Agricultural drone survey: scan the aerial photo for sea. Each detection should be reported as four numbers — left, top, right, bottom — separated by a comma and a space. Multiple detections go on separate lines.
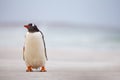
0, 23, 120, 52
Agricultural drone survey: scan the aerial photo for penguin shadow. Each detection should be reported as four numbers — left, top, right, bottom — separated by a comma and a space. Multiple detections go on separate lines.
26, 68, 47, 72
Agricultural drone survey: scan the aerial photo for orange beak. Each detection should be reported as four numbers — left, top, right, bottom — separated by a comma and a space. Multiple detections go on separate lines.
24, 25, 29, 28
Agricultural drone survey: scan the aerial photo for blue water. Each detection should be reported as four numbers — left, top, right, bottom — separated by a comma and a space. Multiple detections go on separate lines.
0, 25, 120, 51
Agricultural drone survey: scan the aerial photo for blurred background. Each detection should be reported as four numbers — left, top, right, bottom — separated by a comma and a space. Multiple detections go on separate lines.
0, 0, 120, 65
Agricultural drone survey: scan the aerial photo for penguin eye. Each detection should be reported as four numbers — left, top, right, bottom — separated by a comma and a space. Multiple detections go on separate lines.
30, 23, 35, 27
28, 23, 32, 26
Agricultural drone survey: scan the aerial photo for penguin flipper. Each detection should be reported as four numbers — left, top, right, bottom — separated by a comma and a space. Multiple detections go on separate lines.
23, 46, 25, 61
39, 31, 48, 61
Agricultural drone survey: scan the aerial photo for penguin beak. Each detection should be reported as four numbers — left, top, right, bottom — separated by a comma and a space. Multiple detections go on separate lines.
24, 25, 30, 29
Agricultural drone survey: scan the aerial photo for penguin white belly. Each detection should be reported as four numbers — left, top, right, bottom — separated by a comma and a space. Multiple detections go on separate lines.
24, 32, 46, 68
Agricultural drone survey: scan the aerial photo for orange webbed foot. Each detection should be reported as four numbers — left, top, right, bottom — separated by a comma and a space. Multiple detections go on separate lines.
40, 66, 47, 72
26, 66, 33, 72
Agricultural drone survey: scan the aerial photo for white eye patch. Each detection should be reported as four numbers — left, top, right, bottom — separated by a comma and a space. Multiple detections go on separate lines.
32, 24, 35, 26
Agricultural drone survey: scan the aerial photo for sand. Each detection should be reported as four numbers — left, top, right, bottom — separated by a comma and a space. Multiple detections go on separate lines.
0, 48, 120, 80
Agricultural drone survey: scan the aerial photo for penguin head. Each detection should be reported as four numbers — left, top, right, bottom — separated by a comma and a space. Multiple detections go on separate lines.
24, 23, 39, 33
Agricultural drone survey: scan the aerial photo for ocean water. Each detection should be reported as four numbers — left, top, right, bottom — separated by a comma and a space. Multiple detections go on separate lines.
0, 25, 120, 52
47, 26, 120, 50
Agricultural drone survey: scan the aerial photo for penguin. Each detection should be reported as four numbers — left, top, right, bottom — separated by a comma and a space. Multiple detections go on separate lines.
23, 23, 48, 72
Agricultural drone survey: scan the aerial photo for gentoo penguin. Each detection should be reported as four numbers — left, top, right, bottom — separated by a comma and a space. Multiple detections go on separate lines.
23, 23, 48, 72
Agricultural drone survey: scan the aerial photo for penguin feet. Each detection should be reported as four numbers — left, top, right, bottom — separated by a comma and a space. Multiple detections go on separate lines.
26, 66, 33, 72
40, 66, 47, 72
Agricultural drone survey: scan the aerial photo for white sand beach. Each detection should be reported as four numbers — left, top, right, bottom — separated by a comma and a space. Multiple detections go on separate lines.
0, 47, 120, 80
